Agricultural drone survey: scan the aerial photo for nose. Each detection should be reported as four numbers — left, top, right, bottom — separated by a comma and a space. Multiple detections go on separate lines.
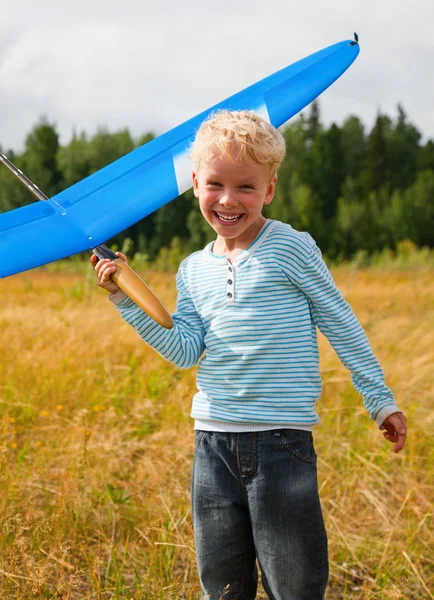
219, 188, 238, 208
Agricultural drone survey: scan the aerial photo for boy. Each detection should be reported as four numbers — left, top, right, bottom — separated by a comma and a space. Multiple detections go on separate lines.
91, 110, 407, 600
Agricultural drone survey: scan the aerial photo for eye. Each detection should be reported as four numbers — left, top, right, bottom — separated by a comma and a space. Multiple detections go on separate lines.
240, 184, 254, 190
207, 181, 223, 187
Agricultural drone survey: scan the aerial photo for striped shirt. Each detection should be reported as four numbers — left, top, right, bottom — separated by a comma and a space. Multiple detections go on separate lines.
110, 219, 399, 431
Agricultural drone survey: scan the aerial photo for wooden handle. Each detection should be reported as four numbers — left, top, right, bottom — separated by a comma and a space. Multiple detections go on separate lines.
111, 259, 174, 329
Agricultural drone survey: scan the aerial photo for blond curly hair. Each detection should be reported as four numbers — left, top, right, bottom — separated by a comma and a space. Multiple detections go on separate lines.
190, 110, 286, 179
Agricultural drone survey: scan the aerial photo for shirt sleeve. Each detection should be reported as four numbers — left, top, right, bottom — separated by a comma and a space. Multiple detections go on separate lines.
109, 265, 206, 369
294, 241, 400, 427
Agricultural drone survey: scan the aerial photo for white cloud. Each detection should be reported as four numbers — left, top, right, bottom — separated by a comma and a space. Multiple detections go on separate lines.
1, 0, 433, 151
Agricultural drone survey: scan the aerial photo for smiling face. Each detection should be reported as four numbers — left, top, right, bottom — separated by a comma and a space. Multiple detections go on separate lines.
192, 155, 277, 251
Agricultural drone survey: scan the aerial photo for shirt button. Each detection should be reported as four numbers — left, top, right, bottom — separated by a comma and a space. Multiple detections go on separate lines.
227, 292, 232, 298
227, 279, 233, 284
228, 267, 233, 272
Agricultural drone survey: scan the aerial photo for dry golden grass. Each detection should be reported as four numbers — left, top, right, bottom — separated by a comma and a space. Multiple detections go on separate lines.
0, 264, 433, 599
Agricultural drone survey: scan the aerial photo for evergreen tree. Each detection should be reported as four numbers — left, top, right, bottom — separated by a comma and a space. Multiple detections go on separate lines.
299, 123, 345, 223
0, 152, 34, 212
401, 170, 434, 247
419, 139, 434, 172
387, 104, 421, 190
57, 131, 92, 188
136, 132, 155, 148
341, 116, 366, 188
306, 100, 321, 143
24, 117, 63, 198
87, 128, 134, 174
363, 113, 391, 193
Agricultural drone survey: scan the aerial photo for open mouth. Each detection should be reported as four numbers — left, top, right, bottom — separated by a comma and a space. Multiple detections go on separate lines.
214, 212, 244, 225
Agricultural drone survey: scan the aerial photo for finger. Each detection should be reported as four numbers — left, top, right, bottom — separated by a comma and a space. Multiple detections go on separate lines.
100, 264, 117, 284
96, 260, 116, 283
90, 254, 98, 266
94, 259, 108, 278
380, 412, 407, 453
94, 257, 108, 269
384, 428, 406, 453
393, 430, 406, 453
116, 252, 127, 263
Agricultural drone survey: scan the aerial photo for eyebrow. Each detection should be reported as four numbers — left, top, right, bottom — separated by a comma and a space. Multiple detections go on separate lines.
205, 175, 259, 184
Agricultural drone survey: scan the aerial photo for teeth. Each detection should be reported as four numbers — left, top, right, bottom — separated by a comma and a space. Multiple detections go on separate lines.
216, 212, 242, 222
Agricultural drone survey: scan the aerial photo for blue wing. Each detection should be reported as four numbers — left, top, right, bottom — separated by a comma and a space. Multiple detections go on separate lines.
0, 39, 359, 277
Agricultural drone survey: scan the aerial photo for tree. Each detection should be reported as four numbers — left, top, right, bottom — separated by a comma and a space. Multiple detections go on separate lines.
136, 132, 155, 148
400, 170, 434, 247
419, 139, 434, 172
299, 123, 345, 222
86, 128, 134, 175
0, 152, 35, 212
382, 188, 407, 246
57, 131, 92, 188
387, 104, 421, 190
335, 184, 392, 257
24, 117, 64, 198
363, 113, 391, 194
306, 100, 321, 143
341, 116, 367, 187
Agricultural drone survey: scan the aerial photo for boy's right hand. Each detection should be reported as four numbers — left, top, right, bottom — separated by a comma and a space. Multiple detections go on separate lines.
90, 252, 128, 295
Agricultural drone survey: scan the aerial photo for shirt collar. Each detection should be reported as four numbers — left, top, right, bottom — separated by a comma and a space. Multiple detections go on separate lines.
203, 219, 276, 265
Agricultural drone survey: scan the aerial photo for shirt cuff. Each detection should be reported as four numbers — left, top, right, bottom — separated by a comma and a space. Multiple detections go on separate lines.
375, 405, 402, 428
108, 290, 128, 305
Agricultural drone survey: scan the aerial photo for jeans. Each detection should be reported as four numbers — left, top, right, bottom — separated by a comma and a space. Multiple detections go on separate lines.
191, 430, 328, 600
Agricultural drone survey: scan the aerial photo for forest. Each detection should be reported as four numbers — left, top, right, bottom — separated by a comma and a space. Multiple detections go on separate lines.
1, 101, 433, 262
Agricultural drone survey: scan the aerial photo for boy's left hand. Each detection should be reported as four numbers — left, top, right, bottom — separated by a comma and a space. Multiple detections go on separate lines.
380, 412, 407, 453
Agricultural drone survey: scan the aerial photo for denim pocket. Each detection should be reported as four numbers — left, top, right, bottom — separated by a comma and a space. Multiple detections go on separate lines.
274, 429, 317, 464
195, 430, 206, 451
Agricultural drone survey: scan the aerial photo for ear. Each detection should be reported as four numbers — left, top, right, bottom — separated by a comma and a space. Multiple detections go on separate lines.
264, 174, 277, 206
192, 170, 199, 198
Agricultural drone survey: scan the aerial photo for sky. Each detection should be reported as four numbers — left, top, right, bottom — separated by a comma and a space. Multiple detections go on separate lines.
1, 0, 433, 152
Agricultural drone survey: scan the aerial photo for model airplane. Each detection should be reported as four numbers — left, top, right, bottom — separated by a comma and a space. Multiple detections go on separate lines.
0, 35, 359, 327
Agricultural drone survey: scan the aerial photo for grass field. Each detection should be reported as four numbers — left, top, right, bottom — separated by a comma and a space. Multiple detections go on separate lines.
0, 263, 433, 599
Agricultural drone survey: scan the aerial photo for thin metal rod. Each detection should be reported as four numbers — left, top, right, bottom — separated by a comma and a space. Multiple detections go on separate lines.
0, 152, 48, 201
0, 151, 109, 256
